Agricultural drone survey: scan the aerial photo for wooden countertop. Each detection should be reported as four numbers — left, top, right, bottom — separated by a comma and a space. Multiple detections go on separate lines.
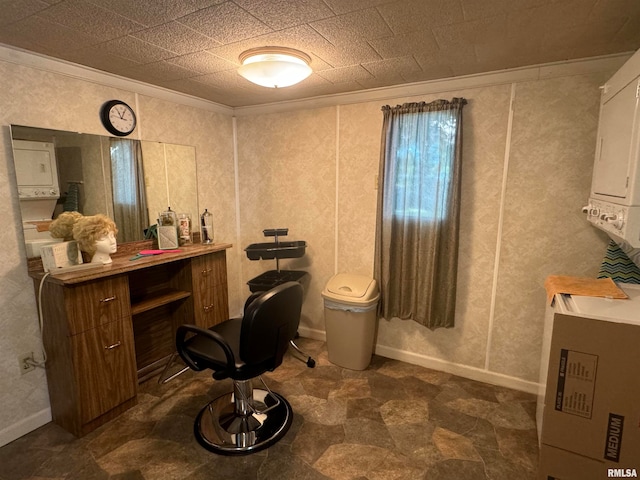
30, 242, 232, 285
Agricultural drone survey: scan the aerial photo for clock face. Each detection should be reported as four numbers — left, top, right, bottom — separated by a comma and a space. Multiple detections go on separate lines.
101, 100, 136, 136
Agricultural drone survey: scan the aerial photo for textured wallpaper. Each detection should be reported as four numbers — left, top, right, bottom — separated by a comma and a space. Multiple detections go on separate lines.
236, 107, 337, 329
489, 73, 611, 381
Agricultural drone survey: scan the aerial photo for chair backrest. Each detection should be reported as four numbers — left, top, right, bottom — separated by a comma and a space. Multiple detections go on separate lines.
240, 281, 303, 368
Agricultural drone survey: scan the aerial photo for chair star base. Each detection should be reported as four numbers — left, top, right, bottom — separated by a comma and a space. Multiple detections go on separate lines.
176, 282, 303, 456
194, 387, 293, 456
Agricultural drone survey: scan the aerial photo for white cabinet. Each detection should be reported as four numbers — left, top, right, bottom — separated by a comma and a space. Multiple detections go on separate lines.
591, 50, 640, 207
585, 49, 640, 247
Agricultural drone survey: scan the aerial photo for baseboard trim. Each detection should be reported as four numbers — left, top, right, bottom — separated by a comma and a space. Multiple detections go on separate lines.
0, 408, 51, 447
296, 326, 539, 394
374, 344, 539, 394
297, 325, 326, 341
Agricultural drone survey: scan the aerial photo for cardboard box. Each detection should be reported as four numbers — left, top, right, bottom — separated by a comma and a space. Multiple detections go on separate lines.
40, 241, 83, 272
539, 444, 640, 480
541, 313, 640, 465
539, 444, 606, 480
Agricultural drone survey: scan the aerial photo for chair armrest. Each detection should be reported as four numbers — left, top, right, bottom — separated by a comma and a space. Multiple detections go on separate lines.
176, 324, 235, 372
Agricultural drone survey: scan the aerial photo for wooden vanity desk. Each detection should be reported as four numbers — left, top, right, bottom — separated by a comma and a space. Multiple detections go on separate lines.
30, 242, 232, 437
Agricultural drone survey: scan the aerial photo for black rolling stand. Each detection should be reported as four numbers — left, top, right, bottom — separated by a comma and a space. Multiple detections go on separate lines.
245, 229, 315, 368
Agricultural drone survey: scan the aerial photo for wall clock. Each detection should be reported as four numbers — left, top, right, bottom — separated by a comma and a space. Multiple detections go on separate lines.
100, 100, 137, 136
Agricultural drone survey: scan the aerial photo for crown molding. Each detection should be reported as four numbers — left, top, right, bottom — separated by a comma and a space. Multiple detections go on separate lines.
234, 53, 632, 117
0, 43, 631, 119
0, 44, 234, 116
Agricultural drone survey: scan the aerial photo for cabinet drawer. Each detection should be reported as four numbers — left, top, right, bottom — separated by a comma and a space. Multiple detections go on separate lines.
192, 252, 227, 288
191, 252, 228, 328
197, 294, 229, 329
71, 318, 137, 424
69, 276, 130, 334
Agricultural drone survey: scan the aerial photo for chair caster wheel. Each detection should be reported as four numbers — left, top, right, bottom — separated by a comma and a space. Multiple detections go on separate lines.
306, 358, 316, 368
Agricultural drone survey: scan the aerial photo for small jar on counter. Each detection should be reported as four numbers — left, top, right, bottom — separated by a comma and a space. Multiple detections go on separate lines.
178, 213, 192, 245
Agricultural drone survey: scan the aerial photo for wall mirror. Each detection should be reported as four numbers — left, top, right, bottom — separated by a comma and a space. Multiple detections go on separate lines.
10, 125, 198, 257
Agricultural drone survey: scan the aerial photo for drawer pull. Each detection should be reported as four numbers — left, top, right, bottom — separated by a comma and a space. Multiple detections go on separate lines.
201, 269, 213, 276
100, 296, 117, 303
104, 341, 122, 350
203, 304, 214, 312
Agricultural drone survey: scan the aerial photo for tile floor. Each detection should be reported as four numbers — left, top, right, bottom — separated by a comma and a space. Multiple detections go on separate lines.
0, 339, 539, 480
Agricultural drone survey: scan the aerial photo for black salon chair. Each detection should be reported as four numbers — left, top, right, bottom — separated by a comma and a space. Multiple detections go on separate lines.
244, 289, 315, 368
176, 281, 303, 455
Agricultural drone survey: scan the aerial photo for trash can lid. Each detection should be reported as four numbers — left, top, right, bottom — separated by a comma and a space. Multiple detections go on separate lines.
322, 273, 379, 304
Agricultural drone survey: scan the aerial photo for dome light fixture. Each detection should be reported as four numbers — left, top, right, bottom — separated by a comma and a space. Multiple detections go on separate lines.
238, 47, 312, 88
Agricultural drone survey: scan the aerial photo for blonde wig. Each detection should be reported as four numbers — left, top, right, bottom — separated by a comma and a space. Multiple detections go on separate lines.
72, 214, 118, 256
49, 211, 84, 241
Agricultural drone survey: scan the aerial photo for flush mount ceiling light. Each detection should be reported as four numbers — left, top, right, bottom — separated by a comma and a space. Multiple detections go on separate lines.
238, 47, 312, 88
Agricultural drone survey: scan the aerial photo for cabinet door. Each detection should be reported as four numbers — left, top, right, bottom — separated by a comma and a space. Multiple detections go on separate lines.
191, 252, 229, 328
69, 276, 130, 334
72, 318, 137, 424
592, 80, 638, 199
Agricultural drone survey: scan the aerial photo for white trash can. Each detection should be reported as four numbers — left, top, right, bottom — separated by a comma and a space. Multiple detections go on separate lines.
322, 273, 380, 370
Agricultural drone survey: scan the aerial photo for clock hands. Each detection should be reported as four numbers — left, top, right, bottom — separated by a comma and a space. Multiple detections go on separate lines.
110, 107, 131, 122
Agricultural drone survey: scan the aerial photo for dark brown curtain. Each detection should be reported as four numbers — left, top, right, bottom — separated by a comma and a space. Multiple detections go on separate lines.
374, 98, 466, 329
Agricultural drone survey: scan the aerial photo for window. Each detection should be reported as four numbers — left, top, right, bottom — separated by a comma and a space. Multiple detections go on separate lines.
374, 99, 466, 329
391, 110, 459, 221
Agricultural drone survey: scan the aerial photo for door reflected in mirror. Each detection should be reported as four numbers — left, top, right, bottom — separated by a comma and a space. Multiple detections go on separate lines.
10, 125, 198, 257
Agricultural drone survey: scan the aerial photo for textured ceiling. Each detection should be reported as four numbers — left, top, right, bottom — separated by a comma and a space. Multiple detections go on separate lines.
1, 0, 640, 107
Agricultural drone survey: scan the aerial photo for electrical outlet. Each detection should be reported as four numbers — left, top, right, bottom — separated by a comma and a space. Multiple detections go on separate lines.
18, 352, 35, 374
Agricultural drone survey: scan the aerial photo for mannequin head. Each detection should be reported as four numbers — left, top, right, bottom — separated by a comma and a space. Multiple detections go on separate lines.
72, 214, 118, 262
91, 231, 117, 264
